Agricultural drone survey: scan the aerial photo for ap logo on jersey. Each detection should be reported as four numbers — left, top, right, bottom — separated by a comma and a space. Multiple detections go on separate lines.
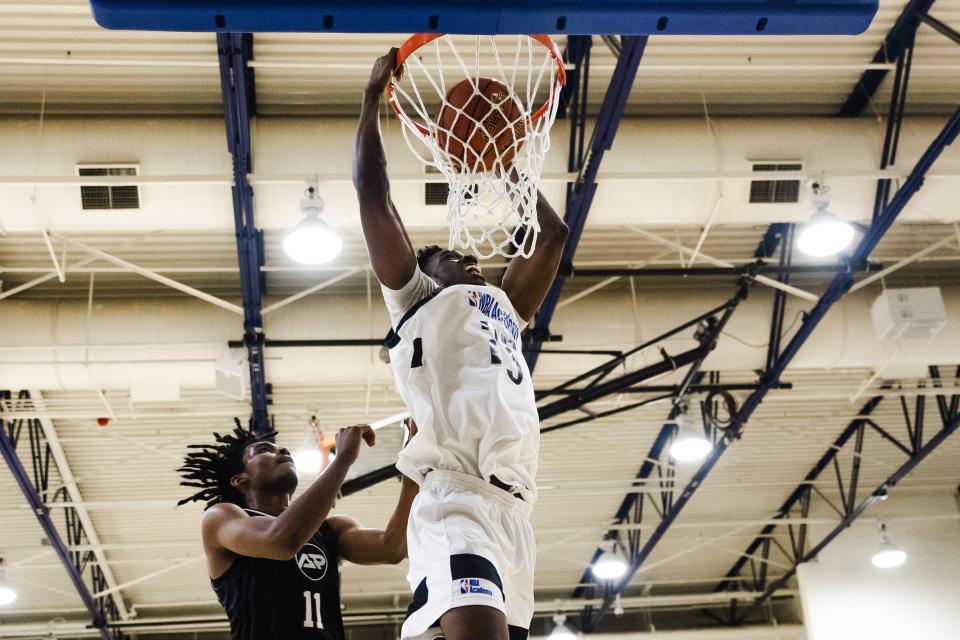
296, 543, 328, 582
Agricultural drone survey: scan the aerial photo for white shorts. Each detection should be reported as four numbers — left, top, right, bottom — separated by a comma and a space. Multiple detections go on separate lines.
400, 469, 535, 640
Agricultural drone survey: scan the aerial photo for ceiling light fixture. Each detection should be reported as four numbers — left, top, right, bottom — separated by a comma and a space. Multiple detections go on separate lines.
283, 186, 342, 265
797, 181, 855, 257
668, 403, 712, 463
547, 614, 577, 640
871, 522, 907, 569
592, 538, 629, 580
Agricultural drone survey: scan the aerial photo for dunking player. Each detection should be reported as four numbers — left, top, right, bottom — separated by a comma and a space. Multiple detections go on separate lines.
354, 50, 568, 640
178, 419, 419, 640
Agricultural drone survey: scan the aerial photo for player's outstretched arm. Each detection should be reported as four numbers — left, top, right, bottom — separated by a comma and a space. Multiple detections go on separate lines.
353, 48, 417, 290
501, 190, 568, 322
201, 425, 375, 561
327, 420, 419, 565
328, 475, 419, 565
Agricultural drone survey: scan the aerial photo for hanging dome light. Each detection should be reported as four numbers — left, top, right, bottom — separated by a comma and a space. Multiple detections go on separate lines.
547, 614, 577, 640
668, 409, 712, 463
797, 182, 855, 257
592, 538, 629, 580
283, 187, 342, 265
871, 523, 907, 568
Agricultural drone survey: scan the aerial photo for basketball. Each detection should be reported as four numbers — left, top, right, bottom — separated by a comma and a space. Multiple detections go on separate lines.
436, 77, 526, 172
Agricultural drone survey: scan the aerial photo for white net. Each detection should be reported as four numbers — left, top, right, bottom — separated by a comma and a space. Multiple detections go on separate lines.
389, 34, 564, 259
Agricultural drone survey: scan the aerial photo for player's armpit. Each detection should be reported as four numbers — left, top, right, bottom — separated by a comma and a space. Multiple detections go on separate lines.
202, 503, 299, 561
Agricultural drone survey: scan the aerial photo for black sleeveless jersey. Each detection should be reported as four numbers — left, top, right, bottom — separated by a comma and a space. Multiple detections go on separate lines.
212, 509, 345, 640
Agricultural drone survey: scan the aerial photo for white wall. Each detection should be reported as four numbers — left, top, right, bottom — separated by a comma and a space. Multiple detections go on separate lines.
797, 495, 960, 640
1, 115, 959, 234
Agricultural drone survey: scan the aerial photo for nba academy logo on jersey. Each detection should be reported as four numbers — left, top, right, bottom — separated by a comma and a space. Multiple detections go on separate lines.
458, 578, 494, 597
467, 290, 520, 341
296, 543, 328, 582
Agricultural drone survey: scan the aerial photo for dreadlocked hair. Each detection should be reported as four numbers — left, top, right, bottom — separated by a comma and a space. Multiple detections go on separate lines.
417, 245, 443, 272
177, 418, 277, 510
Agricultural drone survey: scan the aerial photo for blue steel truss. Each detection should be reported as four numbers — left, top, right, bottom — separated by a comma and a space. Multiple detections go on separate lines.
713, 365, 960, 624
217, 32, 271, 435
572, 104, 960, 627
526, 35, 647, 371
839, 0, 934, 117
0, 391, 124, 640
570, 225, 787, 630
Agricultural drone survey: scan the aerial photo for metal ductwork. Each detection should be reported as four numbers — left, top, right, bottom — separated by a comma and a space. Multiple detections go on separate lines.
2, 286, 957, 392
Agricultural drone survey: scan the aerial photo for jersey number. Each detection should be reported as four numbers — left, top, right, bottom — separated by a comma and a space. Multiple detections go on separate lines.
480, 320, 523, 385
303, 591, 324, 629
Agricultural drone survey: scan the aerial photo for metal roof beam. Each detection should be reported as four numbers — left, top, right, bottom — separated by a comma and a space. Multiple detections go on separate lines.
217, 33, 271, 434
574, 105, 960, 628
571, 228, 780, 629
918, 11, 960, 46
0, 391, 118, 640
729, 368, 960, 622
839, 0, 933, 117
713, 395, 884, 598
28, 390, 131, 620
525, 35, 648, 370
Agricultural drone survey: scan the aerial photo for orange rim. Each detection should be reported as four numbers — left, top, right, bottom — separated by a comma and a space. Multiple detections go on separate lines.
386, 33, 567, 138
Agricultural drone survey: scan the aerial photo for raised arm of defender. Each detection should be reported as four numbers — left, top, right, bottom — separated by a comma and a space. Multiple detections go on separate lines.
353, 48, 417, 290
202, 426, 376, 563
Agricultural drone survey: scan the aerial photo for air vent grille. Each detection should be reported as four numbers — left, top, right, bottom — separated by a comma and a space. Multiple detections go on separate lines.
78, 165, 140, 210
424, 166, 449, 206
749, 162, 802, 204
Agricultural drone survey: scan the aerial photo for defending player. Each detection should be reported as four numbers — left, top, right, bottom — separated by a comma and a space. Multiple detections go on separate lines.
354, 50, 568, 640
178, 420, 419, 640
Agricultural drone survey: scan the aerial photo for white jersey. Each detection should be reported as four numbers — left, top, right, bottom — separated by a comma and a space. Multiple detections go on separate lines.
382, 268, 539, 503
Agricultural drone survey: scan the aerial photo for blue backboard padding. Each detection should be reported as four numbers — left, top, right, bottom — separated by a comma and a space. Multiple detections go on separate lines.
88, 1, 879, 35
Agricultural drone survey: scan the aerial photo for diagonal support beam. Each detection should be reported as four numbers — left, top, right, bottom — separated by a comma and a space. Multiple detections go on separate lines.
764, 224, 793, 372
526, 35, 648, 371
576, 104, 960, 628
261, 268, 365, 315
918, 12, 960, 46
0, 393, 115, 640
574, 233, 779, 628
218, 32, 271, 434
714, 395, 884, 597
54, 236, 243, 314
849, 234, 958, 292
0, 235, 145, 302
734, 391, 960, 622
871, 15, 917, 222
839, 0, 934, 117
628, 227, 818, 302
30, 390, 131, 620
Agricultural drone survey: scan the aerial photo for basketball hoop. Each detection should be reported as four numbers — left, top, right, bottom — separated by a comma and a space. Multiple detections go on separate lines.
388, 34, 566, 259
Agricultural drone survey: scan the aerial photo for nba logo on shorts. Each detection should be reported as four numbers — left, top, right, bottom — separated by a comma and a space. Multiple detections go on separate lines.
459, 578, 493, 597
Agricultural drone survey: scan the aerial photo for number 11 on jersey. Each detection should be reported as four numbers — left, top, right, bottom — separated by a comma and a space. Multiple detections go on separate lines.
303, 591, 324, 629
